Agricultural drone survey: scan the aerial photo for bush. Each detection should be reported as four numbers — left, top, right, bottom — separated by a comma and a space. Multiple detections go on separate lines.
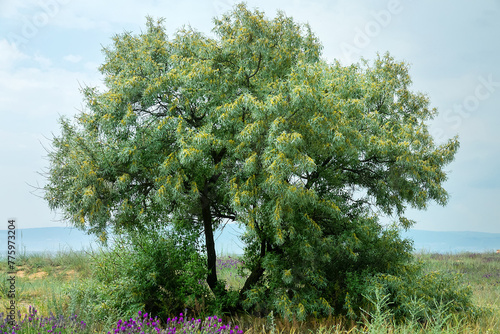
365, 263, 480, 324
323, 223, 479, 326
340, 257, 482, 328
241, 219, 416, 321
66, 226, 210, 324
65, 275, 120, 329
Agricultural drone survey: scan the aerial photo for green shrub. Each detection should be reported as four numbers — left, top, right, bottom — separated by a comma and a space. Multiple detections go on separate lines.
341, 259, 484, 330
65, 226, 210, 323
240, 216, 481, 325
365, 263, 480, 324
242, 219, 415, 321
65, 276, 122, 330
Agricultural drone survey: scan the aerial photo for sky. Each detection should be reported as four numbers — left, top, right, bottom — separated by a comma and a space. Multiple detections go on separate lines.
1, 0, 499, 233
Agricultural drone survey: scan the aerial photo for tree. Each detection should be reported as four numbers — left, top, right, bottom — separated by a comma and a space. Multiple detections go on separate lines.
44, 3, 460, 320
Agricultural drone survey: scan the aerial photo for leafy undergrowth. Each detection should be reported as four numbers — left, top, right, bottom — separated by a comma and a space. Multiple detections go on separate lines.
1, 250, 499, 333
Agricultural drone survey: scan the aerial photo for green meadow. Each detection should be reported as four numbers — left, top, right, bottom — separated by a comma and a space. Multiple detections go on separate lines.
1, 250, 499, 333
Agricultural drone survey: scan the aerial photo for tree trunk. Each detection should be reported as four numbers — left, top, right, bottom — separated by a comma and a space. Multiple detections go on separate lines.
199, 149, 227, 293
239, 238, 267, 300
201, 193, 218, 292
239, 261, 264, 299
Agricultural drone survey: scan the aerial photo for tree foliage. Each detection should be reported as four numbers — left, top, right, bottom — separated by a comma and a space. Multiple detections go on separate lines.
44, 3, 461, 320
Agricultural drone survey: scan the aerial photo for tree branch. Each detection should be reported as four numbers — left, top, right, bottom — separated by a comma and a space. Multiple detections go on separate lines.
247, 53, 262, 80
245, 53, 262, 87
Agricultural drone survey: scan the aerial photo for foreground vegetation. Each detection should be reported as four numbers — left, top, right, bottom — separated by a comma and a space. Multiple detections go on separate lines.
1, 248, 499, 333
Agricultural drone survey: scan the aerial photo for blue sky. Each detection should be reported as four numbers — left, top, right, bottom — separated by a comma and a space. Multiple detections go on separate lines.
1, 0, 499, 233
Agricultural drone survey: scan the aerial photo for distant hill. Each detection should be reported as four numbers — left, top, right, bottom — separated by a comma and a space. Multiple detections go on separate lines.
1, 226, 499, 256
0, 227, 101, 255
401, 229, 500, 254
0, 226, 244, 256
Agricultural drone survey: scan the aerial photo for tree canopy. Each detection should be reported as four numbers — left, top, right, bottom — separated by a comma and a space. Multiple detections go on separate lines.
44, 3, 460, 320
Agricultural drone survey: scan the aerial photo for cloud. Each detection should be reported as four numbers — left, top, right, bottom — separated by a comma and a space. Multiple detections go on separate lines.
0, 1, 36, 19
0, 51, 99, 122
0, 39, 28, 69
34, 53, 53, 68
64, 54, 82, 63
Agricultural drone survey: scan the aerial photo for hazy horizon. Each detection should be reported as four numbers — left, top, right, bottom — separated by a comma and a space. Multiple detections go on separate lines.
2, 226, 500, 255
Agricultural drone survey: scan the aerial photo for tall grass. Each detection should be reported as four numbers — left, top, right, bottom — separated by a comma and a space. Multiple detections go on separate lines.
1, 250, 499, 333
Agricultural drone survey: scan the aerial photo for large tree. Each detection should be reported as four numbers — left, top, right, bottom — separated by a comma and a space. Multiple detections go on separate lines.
44, 3, 459, 319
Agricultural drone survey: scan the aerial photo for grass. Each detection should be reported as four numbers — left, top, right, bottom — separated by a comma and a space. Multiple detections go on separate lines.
0, 250, 90, 319
416, 252, 500, 311
414, 252, 500, 332
1, 250, 499, 333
